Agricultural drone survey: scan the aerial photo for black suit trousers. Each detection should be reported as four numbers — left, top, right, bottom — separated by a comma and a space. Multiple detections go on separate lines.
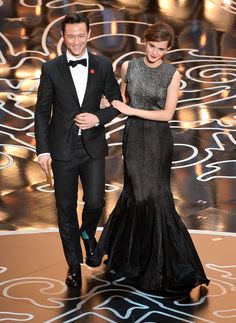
51, 135, 105, 267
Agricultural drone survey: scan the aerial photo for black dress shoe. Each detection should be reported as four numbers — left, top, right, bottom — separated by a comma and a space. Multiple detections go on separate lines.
82, 236, 97, 258
85, 245, 104, 267
86, 252, 102, 267
65, 266, 82, 288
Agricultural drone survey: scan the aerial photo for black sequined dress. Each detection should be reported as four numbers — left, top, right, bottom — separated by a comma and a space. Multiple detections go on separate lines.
94, 58, 210, 293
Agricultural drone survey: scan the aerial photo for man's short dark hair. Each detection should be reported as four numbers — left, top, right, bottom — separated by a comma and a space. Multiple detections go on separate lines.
61, 12, 90, 34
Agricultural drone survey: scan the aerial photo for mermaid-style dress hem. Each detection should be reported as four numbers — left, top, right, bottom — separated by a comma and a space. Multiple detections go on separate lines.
90, 191, 210, 293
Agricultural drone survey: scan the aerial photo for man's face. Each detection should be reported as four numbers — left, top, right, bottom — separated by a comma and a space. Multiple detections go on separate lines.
62, 22, 90, 58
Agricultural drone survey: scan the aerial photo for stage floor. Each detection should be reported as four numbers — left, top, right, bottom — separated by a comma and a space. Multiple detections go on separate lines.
0, 0, 236, 322
1, 230, 236, 323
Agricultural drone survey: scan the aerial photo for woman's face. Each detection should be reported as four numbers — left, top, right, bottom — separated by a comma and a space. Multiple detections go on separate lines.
145, 40, 169, 64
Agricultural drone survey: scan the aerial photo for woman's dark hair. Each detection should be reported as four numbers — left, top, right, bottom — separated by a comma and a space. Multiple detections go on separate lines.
144, 22, 175, 48
61, 12, 90, 34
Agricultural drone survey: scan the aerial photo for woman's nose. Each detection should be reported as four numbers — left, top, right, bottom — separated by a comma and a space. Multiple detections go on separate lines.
152, 48, 158, 54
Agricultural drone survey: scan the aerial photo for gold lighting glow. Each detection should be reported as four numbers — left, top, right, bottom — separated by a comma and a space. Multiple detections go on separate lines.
199, 105, 210, 121
13, 94, 36, 107
204, 0, 234, 31
35, 68, 41, 79
111, 21, 118, 35
49, 53, 57, 60
159, 0, 191, 19
0, 63, 10, 77
200, 33, 207, 47
222, 0, 232, 7
178, 64, 185, 74
19, 28, 26, 37
178, 0, 187, 4
35, 5, 41, 16
195, 163, 203, 177
221, 89, 229, 98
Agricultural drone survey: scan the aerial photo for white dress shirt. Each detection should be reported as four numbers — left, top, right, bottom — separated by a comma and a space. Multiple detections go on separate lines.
67, 49, 88, 106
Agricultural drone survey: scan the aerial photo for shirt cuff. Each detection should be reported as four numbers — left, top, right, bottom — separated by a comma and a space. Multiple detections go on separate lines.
38, 152, 50, 157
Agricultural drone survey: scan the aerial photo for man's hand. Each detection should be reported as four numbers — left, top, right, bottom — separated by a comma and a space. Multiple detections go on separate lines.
74, 113, 99, 130
100, 95, 110, 109
38, 154, 52, 175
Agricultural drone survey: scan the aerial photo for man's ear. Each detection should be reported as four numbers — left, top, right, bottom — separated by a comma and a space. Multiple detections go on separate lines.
88, 29, 91, 39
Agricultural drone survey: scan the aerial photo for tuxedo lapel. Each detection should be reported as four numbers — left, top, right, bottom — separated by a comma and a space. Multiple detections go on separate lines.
81, 52, 97, 111
56, 54, 80, 107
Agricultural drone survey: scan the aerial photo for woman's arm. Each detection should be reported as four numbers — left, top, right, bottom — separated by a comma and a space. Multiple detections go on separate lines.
98, 61, 129, 108
112, 70, 181, 121
120, 61, 129, 103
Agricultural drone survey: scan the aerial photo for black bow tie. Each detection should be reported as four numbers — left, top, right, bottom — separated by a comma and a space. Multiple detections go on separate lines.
68, 58, 87, 68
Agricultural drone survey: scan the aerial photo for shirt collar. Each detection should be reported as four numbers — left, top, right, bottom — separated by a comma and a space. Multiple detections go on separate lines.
66, 49, 88, 62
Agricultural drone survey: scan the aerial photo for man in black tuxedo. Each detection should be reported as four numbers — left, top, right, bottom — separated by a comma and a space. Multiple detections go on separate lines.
34, 12, 121, 287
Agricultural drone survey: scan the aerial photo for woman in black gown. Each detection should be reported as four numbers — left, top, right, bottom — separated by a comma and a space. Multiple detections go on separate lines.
90, 22, 210, 294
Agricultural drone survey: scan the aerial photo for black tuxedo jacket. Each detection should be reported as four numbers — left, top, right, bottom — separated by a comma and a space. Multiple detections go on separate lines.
35, 52, 122, 160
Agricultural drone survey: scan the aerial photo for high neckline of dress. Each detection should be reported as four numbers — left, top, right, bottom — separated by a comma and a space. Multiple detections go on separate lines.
142, 57, 164, 69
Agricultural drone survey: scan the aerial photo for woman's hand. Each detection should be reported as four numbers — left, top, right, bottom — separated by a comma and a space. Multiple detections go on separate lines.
112, 100, 133, 116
